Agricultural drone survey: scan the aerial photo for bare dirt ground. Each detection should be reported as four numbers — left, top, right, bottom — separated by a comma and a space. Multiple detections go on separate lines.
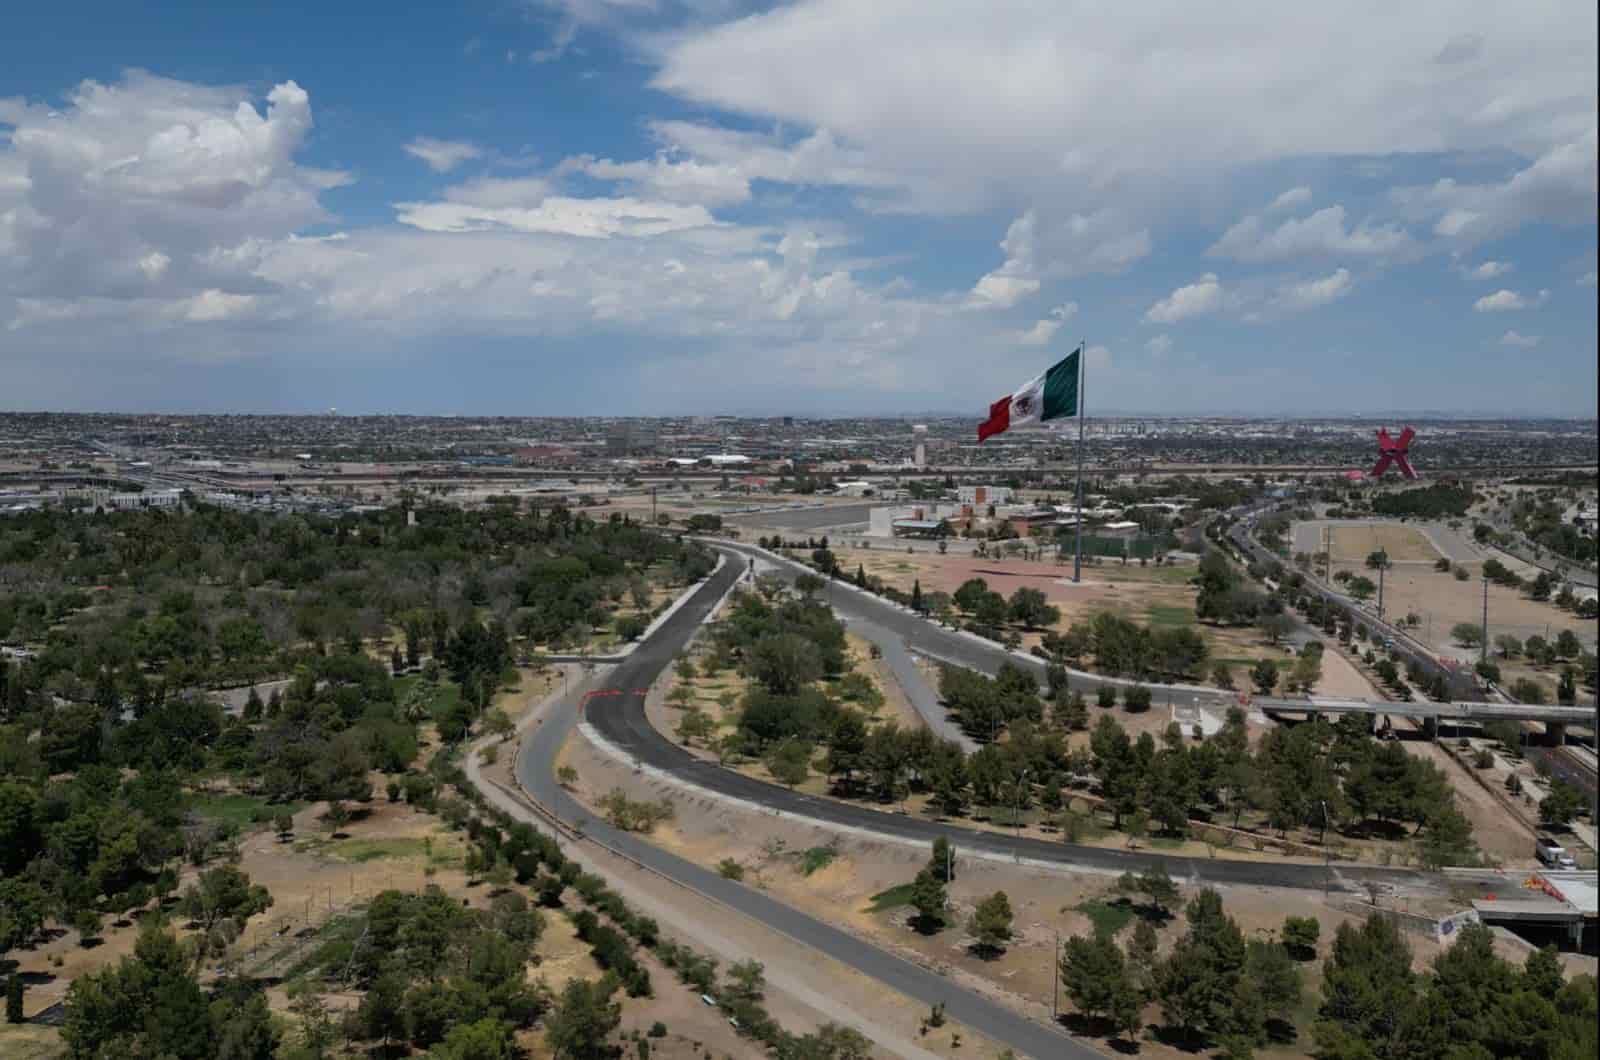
1400, 738, 1537, 866
561, 722, 1496, 1060
490, 669, 994, 1059
1296, 522, 1444, 564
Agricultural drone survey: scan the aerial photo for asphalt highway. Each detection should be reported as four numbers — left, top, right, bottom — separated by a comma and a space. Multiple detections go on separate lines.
585, 540, 1435, 893
516, 557, 1094, 1060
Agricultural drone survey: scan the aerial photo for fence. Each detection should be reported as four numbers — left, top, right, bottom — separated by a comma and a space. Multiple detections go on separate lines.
237, 862, 436, 979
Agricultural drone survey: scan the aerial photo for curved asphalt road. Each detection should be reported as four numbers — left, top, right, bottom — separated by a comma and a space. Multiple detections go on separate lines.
517, 558, 1093, 1060
582, 541, 1435, 893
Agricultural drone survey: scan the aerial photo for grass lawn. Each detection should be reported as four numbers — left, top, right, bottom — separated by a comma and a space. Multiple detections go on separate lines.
325, 837, 435, 863
1076, 898, 1136, 937
394, 675, 462, 715
190, 792, 304, 829
1146, 603, 1196, 628
867, 882, 917, 912
798, 845, 839, 876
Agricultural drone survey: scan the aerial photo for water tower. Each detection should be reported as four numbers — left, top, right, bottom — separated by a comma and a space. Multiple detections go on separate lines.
912, 424, 928, 469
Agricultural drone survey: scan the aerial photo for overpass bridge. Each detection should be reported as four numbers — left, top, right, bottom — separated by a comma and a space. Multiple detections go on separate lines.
1256, 695, 1595, 741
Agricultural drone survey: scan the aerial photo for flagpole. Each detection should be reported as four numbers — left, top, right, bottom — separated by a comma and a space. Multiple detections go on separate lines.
1074, 341, 1086, 584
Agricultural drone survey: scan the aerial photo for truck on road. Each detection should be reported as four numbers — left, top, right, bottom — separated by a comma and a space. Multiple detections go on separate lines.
1535, 835, 1578, 869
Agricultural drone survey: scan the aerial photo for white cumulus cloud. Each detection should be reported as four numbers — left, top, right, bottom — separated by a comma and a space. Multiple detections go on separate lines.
1470, 260, 1512, 279
1208, 205, 1412, 263
567, 153, 751, 205
1473, 288, 1547, 311
1499, 330, 1539, 348
1268, 186, 1313, 212
1014, 302, 1078, 345
968, 210, 1039, 309
1145, 333, 1172, 354
395, 194, 717, 238
1275, 267, 1354, 312
403, 137, 483, 173
1146, 274, 1224, 324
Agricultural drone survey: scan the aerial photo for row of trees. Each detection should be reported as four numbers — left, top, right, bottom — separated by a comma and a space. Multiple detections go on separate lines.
714, 622, 1480, 863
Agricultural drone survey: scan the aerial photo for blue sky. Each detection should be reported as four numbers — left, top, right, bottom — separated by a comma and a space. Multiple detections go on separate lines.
2, 1, 1595, 416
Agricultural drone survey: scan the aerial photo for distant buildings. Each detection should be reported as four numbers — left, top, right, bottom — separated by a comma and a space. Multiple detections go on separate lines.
957, 484, 1012, 506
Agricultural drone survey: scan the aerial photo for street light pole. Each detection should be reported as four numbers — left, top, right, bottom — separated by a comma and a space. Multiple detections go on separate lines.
1321, 800, 1331, 897
1481, 577, 1490, 666
1053, 928, 1060, 1022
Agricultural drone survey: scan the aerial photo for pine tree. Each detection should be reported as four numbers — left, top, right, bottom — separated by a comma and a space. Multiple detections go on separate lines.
5, 973, 23, 1024
911, 579, 924, 612
909, 868, 947, 933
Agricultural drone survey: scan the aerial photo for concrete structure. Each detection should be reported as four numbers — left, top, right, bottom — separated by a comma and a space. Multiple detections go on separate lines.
1473, 870, 1597, 950
1260, 697, 1593, 730
869, 503, 960, 537
957, 484, 1012, 506
912, 423, 928, 469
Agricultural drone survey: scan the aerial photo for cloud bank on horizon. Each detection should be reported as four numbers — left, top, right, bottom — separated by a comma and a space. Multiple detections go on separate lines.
0, 1, 1595, 415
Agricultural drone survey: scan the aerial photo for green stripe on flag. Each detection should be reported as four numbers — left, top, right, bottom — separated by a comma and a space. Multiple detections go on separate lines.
1041, 349, 1079, 420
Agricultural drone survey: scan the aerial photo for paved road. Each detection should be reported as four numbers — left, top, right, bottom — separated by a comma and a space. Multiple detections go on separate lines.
516, 558, 1094, 1060
579, 539, 1441, 895
848, 616, 979, 752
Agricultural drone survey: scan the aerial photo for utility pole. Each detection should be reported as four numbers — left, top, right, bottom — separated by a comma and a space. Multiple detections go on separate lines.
1480, 577, 1489, 666
1320, 800, 1331, 897
1376, 552, 1385, 618
1053, 928, 1060, 1021
650, 486, 657, 524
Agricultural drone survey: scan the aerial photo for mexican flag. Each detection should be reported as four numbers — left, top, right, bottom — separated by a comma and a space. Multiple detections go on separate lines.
977, 348, 1080, 442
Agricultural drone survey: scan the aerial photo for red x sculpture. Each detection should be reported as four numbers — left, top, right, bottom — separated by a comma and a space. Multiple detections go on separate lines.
1370, 426, 1417, 480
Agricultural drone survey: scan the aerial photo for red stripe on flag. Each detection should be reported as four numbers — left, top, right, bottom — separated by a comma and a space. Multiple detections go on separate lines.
977, 394, 1011, 442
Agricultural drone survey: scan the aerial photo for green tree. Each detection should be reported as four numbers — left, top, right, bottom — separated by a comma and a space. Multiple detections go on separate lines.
1246, 938, 1302, 1025
968, 891, 1013, 956
430, 1018, 518, 1060
1251, 658, 1278, 695
1314, 915, 1418, 1060
1008, 587, 1060, 629
178, 865, 273, 971
5, 973, 22, 1024
63, 926, 212, 1060
1539, 781, 1584, 828
748, 633, 824, 694
1154, 889, 1254, 1049
1281, 915, 1320, 960
766, 740, 812, 788
726, 959, 766, 1003
545, 978, 622, 1060
1060, 931, 1138, 1028
909, 868, 947, 933
1119, 866, 1181, 918
928, 836, 955, 882
483, 708, 515, 741
356, 965, 409, 1050
213, 991, 279, 1060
